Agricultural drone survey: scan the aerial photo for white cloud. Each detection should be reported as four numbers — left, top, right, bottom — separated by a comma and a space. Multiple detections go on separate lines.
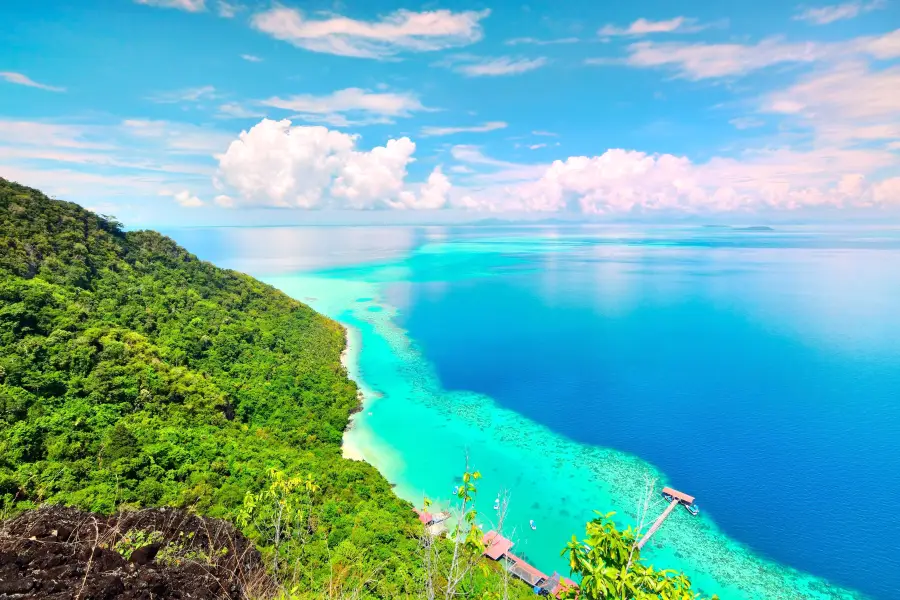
598, 17, 705, 37
215, 118, 451, 209
529, 143, 547, 150
134, 0, 205, 12
762, 62, 900, 143
730, 117, 765, 129
452, 56, 548, 76
794, 1, 885, 24
121, 119, 234, 155
148, 85, 217, 104
420, 121, 507, 136
240, 54, 262, 62
862, 28, 900, 59
259, 87, 424, 125
218, 102, 266, 119
250, 7, 489, 59
162, 189, 205, 207
505, 37, 579, 46
450, 165, 474, 173
216, 0, 241, 18
0, 120, 109, 150
459, 145, 900, 213
398, 166, 451, 209
214, 194, 234, 207
532, 130, 559, 137
451, 144, 548, 183
594, 29, 900, 79
0, 72, 65, 92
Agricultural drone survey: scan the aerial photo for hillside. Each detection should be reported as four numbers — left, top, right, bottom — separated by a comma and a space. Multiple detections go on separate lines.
0, 178, 538, 598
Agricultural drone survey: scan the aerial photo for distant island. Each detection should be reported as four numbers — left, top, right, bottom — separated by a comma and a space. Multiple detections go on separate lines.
703, 224, 775, 231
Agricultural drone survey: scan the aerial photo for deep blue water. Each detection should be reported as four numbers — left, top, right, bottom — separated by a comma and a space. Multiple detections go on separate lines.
165, 225, 900, 599
383, 228, 900, 600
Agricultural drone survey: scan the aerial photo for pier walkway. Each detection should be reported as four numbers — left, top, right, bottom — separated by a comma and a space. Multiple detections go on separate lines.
636, 487, 697, 550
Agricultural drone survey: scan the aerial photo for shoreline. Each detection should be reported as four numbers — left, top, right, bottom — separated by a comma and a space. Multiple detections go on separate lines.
270, 273, 867, 600
340, 323, 368, 462
340, 322, 393, 469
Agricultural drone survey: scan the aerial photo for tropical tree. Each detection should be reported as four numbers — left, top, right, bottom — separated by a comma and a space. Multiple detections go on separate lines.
560, 512, 718, 600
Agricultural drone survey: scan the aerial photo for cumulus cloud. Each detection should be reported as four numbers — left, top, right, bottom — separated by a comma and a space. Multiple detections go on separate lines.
250, 7, 489, 59
0, 72, 65, 92
460, 146, 900, 214
794, 0, 885, 24
162, 189, 205, 207
398, 166, 451, 209
215, 118, 451, 210
598, 17, 706, 37
420, 121, 507, 136
134, 0, 205, 12
259, 87, 425, 125
450, 56, 548, 77
214, 194, 234, 207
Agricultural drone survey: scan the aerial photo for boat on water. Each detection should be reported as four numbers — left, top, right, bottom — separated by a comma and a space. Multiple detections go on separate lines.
529, 519, 536, 530
685, 503, 700, 516
493, 496, 500, 511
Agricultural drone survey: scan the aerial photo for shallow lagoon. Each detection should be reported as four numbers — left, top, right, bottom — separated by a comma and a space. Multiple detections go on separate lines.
166, 224, 900, 600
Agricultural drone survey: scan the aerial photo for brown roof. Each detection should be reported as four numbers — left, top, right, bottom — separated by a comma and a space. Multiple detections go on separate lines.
482, 531, 513, 560
662, 487, 695, 505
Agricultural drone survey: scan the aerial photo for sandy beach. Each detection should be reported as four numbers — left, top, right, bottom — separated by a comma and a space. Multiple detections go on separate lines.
340, 322, 377, 463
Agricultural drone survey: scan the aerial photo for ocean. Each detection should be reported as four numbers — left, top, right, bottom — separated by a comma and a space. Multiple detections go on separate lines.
164, 224, 900, 600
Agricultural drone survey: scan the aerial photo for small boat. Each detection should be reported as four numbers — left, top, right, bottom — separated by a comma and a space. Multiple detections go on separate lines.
453, 486, 460, 495
685, 503, 700, 516
493, 496, 500, 511
662, 491, 674, 503
529, 519, 536, 530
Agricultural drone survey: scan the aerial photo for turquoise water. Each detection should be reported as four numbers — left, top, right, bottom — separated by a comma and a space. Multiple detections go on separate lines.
166, 225, 900, 600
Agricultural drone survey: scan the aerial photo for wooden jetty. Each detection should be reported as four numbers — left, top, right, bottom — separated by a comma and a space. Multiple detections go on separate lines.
635, 487, 697, 550
481, 531, 576, 597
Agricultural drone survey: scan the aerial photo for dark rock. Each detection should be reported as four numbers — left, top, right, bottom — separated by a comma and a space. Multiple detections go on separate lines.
0, 505, 272, 599
128, 543, 161, 566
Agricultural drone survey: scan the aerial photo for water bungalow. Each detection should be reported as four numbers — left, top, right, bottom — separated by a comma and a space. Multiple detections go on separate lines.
415, 508, 451, 538
481, 531, 577, 597
482, 530, 514, 560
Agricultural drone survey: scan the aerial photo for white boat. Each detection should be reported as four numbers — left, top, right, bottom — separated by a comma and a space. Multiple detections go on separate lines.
529, 519, 536, 530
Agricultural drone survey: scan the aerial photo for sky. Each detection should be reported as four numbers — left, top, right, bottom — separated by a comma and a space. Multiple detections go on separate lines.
1, 0, 899, 226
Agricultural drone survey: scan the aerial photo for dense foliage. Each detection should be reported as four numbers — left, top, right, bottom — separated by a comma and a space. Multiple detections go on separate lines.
0, 178, 712, 599
562, 512, 717, 600
0, 178, 445, 597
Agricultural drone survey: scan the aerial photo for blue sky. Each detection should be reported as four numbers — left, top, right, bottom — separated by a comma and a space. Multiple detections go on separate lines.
1, 0, 899, 225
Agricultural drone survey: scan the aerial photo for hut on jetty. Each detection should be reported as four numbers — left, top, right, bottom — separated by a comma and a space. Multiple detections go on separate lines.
415, 508, 450, 538
635, 487, 698, 550
481, 531, 577, 597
